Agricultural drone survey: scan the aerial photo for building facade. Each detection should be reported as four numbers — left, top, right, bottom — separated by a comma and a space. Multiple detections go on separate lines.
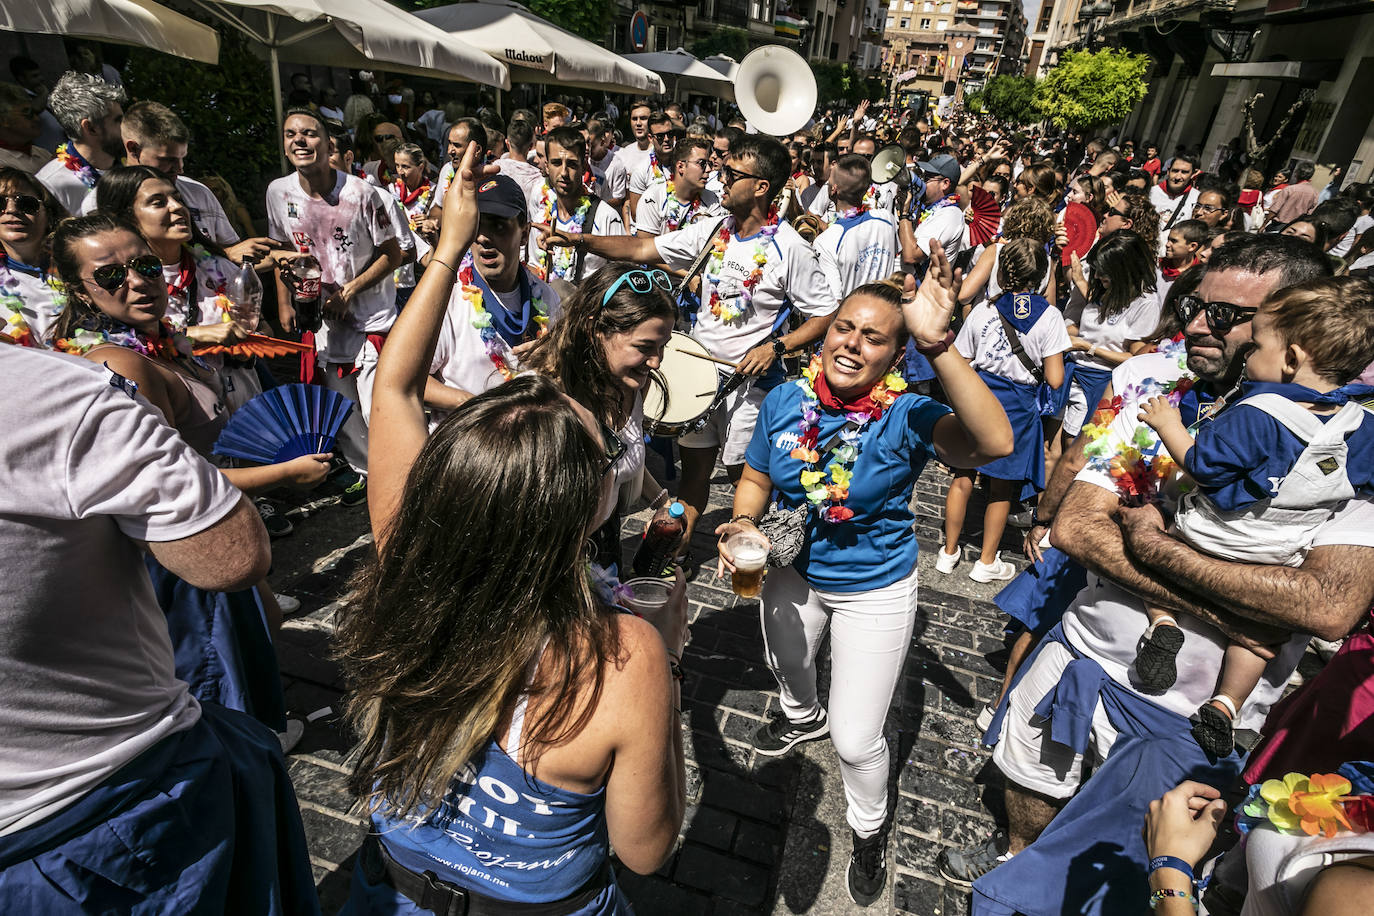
881, 0, 1027, 100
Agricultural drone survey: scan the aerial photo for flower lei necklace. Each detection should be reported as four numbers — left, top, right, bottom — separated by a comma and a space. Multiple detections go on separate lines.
706, 205, 780, 323
54, 311, 189, 360
790, 354, 907, 523
1236, 772, 1374, 839
394, 177, 433, 210
648, 149, 664, 182
55, 141, 99, 189
0, 252, 67, 347
917, 195, 960, 226
458, 256, 547, 380
538, 182, 593, 281
837, 202, 870, 221
662, 180, 702, 231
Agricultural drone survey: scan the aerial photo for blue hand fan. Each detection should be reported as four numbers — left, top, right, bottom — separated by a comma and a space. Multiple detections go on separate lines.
213, 384, 353, 464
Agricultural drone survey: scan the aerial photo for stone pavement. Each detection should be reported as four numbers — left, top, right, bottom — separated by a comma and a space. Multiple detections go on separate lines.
265, 453, 1027, 915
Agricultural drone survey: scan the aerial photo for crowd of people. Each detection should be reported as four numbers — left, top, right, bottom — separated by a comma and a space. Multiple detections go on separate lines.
3, 52, 1374, 916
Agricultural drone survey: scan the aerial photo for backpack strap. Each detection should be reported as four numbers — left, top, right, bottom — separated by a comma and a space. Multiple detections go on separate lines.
574, 196, 602, 281
995, 310, 1045, 385
1235, 393, 1365, 444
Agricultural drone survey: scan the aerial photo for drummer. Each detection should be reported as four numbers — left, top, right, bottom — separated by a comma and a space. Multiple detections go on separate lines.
540, 134, 833, 562
357, 174, 558, 429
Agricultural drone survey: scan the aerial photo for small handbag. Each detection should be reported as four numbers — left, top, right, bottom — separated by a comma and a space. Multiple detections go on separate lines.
757, 503, 808, 567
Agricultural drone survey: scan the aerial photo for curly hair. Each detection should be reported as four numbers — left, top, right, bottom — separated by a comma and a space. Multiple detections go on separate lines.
1000, 196, 1056, 245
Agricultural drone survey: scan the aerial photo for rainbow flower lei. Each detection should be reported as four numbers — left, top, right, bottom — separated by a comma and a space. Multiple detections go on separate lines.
837, 203, 870, 221
706, 206, 779, 323
0, 254, 67, 348
1236, 773, 1374, 839
1080, 335, 1195, 503
662, 181, 702, 232
647, 149, 664, 182
54, 314, 189, 360
538, 182, 592, 281
458, 256, 547, 380
54, 141, 99, 188
791, 354, 907, 523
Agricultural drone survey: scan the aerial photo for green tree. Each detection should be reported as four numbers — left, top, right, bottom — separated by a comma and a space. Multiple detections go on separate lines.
690, 27, 749, 61
526, 0, 611, 42
964, 91, 984, 115
1034, 48, 1150, 130
981, 74, 1037, 124
123, 26, 278, 217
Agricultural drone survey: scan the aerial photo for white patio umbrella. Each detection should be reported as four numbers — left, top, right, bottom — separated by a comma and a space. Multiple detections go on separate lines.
414, 0, 663, 95
622, 48, 735, 101
185, 0, 509, 133
0, 0, 220, 64
702, 54, 739, 82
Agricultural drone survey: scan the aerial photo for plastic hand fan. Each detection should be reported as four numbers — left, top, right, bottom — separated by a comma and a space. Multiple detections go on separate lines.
194, 335, 313, 358
1061, 202, 1098, 266
213, 384, 353, 464
965, 186, 1002, 247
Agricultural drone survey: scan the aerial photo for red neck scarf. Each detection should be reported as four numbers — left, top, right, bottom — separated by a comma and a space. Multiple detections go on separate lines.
1159, 259, 1183, 281
813, 367, 886, 419
166, 249, 195, 298
395, 178, 430, 206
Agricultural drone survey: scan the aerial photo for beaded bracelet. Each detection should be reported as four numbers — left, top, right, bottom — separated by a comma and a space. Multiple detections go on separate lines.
730, 513, 760, 526
1148, 887, 1198, 910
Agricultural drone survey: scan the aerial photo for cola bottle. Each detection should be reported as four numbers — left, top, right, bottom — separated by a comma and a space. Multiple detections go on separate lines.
631, 501, 686, 578
286, 254, 322, 333
227, 257, 263, 330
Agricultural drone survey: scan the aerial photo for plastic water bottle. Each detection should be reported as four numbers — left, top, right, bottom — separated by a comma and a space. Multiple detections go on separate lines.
287, 254, 323, 333
227, 257, 262, 330
631, 501, 686, 578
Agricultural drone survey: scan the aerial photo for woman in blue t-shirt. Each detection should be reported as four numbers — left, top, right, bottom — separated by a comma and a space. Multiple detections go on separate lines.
715, 243, 1013, 906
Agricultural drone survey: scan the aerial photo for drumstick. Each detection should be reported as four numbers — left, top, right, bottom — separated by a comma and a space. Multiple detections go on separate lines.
668, 345, 739, 369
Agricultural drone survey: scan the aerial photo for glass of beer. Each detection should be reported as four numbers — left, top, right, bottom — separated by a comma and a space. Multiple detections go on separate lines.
726, 531, 769, 599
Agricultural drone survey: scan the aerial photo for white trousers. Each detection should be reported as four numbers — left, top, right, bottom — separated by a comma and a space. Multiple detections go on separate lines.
760, 563, 920, 837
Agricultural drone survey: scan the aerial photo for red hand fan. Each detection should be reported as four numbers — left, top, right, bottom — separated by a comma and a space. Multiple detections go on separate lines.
965, 186, 1001, 247
194, 334, 313, 358
1061, 202, 1098, 266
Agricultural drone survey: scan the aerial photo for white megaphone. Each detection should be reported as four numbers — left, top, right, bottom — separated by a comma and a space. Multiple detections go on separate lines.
871, 144, 908, 185
734, 45, 818, 137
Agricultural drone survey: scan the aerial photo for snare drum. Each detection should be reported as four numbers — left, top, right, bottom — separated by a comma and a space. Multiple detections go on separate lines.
644, 332, 723, 437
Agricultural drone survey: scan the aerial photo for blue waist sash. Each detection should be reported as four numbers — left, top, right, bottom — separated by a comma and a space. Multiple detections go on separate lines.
976, 370, 1046, 500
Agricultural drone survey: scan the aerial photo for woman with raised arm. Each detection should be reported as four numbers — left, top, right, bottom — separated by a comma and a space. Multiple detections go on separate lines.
339, 143, 688, 915
715, 247, 1014, 907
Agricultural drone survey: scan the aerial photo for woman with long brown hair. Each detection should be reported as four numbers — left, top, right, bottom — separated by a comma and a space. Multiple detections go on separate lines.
340, 142, 687, 915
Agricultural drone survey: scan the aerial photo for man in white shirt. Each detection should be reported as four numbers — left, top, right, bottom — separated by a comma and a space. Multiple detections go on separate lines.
705, 126, 739, 201
428, 118, 488, 222
938, 236, 1369, 895
542, 134, 834, 551
899, 153, 965, 270
267, 108, 402, 476
813, 154, 899, 300
34, 71, 125, 215
0, 83, 51, 174
806, 135, 899, 226
495, 118, 543, 200
525, 126, 625, 287
1149, 154, 1200, 242
625, 113, 678, 226
0, 345, 314, 906
634, 137, 720, 237
584, 116, 617, 201
604, 100, 654, 218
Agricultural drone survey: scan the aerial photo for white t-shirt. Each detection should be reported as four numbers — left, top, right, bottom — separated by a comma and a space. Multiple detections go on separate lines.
1064, 291, 1162, 370
383, 183, 429, 289
808, 182, 901, 225
655, 218, 834, 364
628, 154, 670, 197
635, 184, 722, 236
495, 156, 545, 202
1149, 182, 1199, 240
161, 250, 239, 332
813, 209, 900, 300
605, 142, 653, 201
955, 300, 1071, 385
0, 346, 240, 835
1332, 212, 1374, 259
1061, 351, 1374, 730
524, 183, 625, 283
909, 198, 966, 264
266, 170, 400, 365
35, 153, 98, 216
1, 261, 67, 346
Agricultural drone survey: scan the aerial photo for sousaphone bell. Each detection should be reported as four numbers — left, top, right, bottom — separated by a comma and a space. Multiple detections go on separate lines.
734, 45, 818, 137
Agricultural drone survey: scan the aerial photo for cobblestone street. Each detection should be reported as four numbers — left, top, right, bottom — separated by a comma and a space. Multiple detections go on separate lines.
266, 453, 1023, 915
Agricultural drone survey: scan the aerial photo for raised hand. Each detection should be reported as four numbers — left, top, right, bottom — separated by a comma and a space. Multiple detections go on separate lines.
902, 240, 962, 347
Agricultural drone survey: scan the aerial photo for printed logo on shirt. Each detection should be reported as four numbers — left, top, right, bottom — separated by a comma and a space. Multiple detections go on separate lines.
774, 431, 801, 451
188, 206, 202, 222
287, 201, 299, 219
291, 230, 312, 250
332, 226, 353, 251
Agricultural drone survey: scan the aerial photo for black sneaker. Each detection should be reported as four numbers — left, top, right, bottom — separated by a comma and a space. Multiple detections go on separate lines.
750, 710, 830, 757
256, 499, 293, 538
1191, 702, 1236, 757
936, 831, 1013, 887
338, 475, 367, 507
1135, 623, 1185, 692
848, 828, 888, 906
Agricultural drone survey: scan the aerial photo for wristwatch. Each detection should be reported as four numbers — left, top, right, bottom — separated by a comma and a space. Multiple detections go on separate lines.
915, 329, 955, 357
772, 338, 787, 359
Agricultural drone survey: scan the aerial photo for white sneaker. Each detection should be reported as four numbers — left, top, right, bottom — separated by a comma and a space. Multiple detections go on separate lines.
274, 592, 302, 614
969, 554, 1016, 582
975, 704, 996, 732
934, 545, 961, 574
277, 718, 305, 754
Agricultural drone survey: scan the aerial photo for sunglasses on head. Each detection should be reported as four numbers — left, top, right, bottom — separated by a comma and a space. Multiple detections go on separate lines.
1174, 294, 1258, 334
0, 193, 41, 215
602, 268, 671, 306
87, 255, 162, 292
597, 419, 627, 477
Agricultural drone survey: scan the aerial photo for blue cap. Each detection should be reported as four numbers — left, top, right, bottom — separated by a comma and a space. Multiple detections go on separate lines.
668, 502, 685, 518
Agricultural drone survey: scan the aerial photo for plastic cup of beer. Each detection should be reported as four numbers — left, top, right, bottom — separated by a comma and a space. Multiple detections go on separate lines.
620, 577, 674, 633
726, 531, 769, 599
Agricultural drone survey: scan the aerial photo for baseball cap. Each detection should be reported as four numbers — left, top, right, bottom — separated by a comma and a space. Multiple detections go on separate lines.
916, 153, 960, 185
475, 174, 527, 220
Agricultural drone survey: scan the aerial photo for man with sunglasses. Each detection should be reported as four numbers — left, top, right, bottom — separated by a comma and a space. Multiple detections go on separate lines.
634, 137, 719, 238
540, 134, 832, 554
705, 126, 740, 201
603, 100, 655, 219
939, 236, 1374, 904
897, 152, 964, 271
625, 114, 679, 230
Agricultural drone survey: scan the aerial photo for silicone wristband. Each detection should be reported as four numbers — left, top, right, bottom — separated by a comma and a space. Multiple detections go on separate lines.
1148, 855, 1195, 881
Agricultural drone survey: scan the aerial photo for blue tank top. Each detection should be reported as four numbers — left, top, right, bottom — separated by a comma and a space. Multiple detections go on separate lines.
372, 693, 625, 912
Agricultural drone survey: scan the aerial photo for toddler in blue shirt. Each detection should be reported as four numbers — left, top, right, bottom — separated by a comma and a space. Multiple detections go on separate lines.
1137, 276, 1374, 754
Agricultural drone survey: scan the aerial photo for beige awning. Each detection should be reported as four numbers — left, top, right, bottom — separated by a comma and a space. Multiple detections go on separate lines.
0, 0, 220, 64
